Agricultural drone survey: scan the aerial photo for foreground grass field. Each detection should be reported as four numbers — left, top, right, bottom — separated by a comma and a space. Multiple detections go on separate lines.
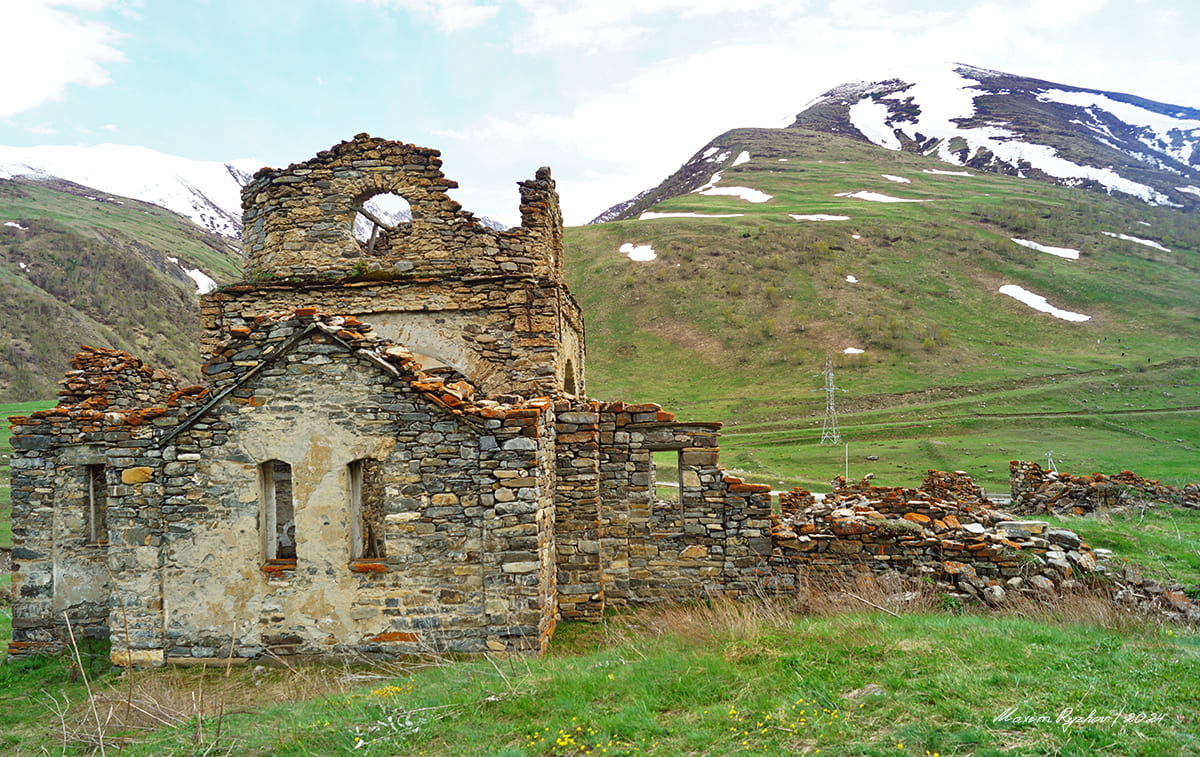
2, 596, 1197, 757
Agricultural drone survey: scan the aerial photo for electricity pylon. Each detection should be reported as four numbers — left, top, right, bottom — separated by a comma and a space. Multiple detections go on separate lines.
819, 355, 842, 446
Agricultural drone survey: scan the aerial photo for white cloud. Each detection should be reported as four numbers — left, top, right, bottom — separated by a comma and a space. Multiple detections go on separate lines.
511, 0, 801, 53
357, 0, 500, 32
0, 0, 125, 119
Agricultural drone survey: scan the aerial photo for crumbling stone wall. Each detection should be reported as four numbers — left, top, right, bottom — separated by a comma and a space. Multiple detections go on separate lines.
55, 345, 180, 409
551, 401, 773, 619
1010, 460, 1200, 515
240, 136, 562, 281
7, 348, 196, 657
770, 471, 1097, 604
208, 134, 584, 400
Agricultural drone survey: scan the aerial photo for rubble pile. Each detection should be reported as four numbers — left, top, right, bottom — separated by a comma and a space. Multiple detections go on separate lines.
1010, 461, 1200, 515
771, 470, 1097, 604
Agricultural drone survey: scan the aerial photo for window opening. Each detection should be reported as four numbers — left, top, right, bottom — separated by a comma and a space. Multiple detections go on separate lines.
563, 359, 576, 396
87, 464, 107, 544
352, 193, 412, 254
652, 450, 684, 531
349, 459, 385, 560
261, 460, 295, 560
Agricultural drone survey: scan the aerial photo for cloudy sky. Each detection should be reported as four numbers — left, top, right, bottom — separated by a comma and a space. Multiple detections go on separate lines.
1, 0, 1197, 225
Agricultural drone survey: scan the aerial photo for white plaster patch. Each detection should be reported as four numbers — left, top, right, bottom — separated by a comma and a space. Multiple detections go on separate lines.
789, 214, 850, 221
835, 191, 928, 203
619, 242, 656, 261
998, 285, 1091, 322
1102, 231, 1171, 252
1010, 238, 1080, 260
639, 211, 745, 220
881, 174, 911, 183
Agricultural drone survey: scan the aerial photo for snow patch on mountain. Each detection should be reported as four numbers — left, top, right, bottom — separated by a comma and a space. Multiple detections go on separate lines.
1036, 89, 1200, 167
1101, 232, 1171, 252
732, 151, 751, 167
790, 214, 850, 221
4, 221, 27, 230
1011, 238, 1080, 260
620, 242, 656, 261
698, 186, 773, 203
998, 285, 1090, 322
167, 256, 218, 294
835, 191, 927, 203
849, 99, 901, 150
881, 174, 910, 183
639, 211, 744, 220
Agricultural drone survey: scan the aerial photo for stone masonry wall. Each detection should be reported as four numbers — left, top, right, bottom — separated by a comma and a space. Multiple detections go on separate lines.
201, 277, 585, 399
552, 401, 774, 618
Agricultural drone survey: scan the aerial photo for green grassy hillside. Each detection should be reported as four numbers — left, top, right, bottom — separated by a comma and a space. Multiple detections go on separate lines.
0, 178, 242, 399
567, 128, 1200, 491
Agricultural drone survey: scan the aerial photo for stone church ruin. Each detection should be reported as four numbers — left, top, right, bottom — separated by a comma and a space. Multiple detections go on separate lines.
9, 135, 1159, 667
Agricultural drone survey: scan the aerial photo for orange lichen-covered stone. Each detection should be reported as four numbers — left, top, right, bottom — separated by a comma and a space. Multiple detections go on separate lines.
903, 512, 932, 525
367, 631, 419, 643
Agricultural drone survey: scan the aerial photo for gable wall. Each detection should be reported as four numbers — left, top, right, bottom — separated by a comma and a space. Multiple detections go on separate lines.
87, 321, 558, 664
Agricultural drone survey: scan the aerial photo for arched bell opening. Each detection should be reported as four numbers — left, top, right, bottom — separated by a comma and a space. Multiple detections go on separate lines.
352, 192, 413, 254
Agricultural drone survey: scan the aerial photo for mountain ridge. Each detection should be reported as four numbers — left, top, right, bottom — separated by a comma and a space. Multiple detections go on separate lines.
596, 62, 1200, 223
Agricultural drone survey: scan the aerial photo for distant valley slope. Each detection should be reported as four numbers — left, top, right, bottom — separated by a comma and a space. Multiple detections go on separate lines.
0, 177, 243, 399
569, 63, 1199, 490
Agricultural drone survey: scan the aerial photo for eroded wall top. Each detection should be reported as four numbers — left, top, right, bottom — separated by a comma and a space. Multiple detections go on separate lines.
240, 134, 563, 281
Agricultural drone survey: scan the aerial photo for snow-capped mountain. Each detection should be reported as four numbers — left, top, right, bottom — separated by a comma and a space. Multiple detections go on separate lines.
593, 62, 1200, 223
790, 62, 1200, 208
0, 143, 264, 239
